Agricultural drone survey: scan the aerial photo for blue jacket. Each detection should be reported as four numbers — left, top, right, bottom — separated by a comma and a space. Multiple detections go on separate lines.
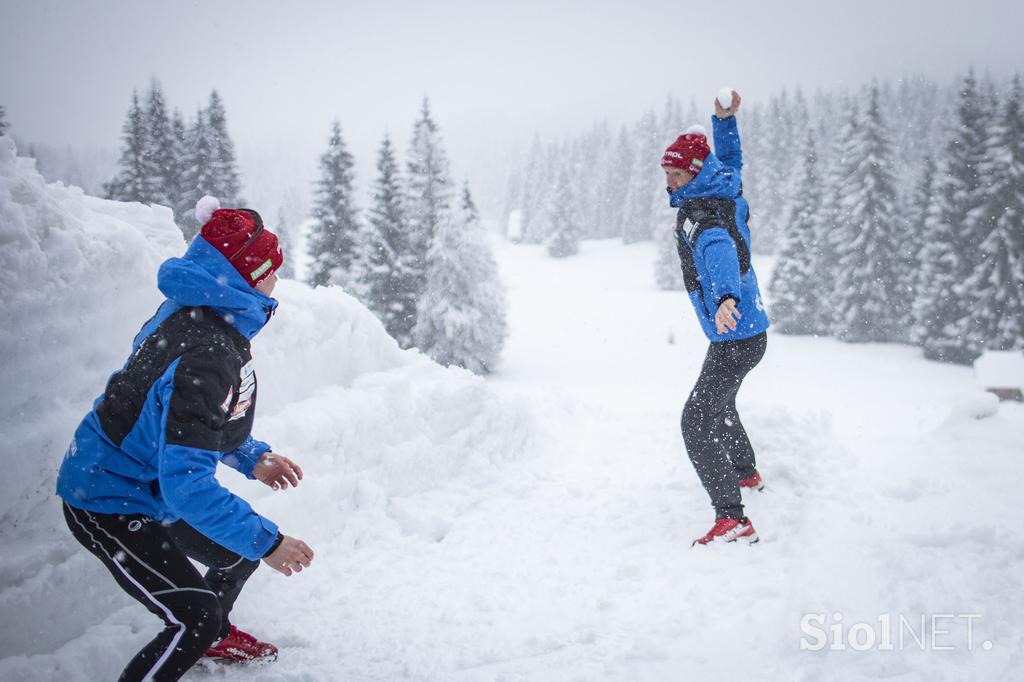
56, 236, 280, 560
668, 115, 770, 342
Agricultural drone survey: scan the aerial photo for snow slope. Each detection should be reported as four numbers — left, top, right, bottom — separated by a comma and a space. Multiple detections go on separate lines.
1, 139, 1021, 680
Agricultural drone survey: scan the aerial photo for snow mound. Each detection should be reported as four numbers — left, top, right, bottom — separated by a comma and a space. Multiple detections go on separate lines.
0, 136, 184, 523
0, 136, 533, 661
948, 390, 1000, 421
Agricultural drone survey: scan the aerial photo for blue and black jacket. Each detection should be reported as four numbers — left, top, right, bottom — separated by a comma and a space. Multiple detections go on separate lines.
669, 115, 770, 342
57, 236, 281, 560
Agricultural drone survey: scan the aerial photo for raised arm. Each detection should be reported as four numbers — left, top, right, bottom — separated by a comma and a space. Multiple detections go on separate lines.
712, 90, 743, 173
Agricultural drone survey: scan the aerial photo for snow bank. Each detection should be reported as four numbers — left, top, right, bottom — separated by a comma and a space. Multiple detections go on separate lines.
0, 136, 183, 524
0, 136, 533, 662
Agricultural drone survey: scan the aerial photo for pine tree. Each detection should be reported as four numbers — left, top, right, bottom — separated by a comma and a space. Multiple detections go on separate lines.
105, 90, 148, 203
547, 167, 580, 257
366, 135, 419, 347
954, 74, 1024, 353
169, 109, 191, 231
0, 105, 9, 136
907, 155, 938, 345
828, 85, 904, 343
606, 126, 635, 238
178, 109, 217, 241
653, 223, 685, 290
918, 71, 992, 363
413, 184, 507, 374
770, 130, 824, 334
622, 110, 659, 244
306, 120, 362, 290
406, 98, 455, 333
142, 79, 175, 209
518, 134, 548, 243
275, 206, 296, 280
205, 90, 242, 205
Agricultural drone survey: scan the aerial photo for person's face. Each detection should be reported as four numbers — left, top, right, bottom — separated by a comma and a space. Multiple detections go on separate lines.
255, 271, 278, 297
664, 166, 695, 192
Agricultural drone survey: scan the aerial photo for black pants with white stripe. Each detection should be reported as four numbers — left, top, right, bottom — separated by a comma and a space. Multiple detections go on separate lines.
682, 331, 767, 520
63, 502, 260, 681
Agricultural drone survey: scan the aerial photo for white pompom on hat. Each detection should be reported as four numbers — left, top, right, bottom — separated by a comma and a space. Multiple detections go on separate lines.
195, 195, 221, 225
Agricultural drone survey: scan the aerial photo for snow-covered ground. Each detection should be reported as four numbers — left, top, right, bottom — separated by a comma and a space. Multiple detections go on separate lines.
1, 141, 1022, 680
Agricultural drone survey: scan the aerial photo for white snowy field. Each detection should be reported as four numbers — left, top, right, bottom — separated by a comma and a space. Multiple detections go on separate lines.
1, 138, 1022, 680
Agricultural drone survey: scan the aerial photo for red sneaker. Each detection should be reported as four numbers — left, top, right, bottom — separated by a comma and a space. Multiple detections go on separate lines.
692, 517, 759, 546
739, 470, 765, 492
204, 625, 278, 662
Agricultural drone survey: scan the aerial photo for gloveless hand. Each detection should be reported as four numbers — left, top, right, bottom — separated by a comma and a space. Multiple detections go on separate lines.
253, 452, 303, 490
715, 90, 742, 119
263, 535, 314, 576
715, 298, 742, 334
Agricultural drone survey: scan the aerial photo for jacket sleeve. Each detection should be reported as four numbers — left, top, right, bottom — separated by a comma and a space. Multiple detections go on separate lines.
712, 115, 742, 174
159, 351, 279, 560
698, 227, 742, 307
222, 436, 272, 480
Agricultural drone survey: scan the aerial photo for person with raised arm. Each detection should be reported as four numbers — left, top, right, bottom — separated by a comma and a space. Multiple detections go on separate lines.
661, 90, 771, 546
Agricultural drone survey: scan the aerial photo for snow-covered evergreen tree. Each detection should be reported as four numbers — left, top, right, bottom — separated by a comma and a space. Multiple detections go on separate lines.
770, 129, 824, 334
413, 184, 507, 374
953, 74, 1024, 353
917, 70, 992, 363
0, 105, 9, 136
306, 120, 362, 290
104, 90, 148, 203
168, 109, 191, 231
366, 135, 419, 348
177, 109, 216, 241
406, 99, 455, 311
828, 85, 904, 343
906, 155, 937, 345
141, 80, 175, 209
205, 90, 242, 206
547, 167, 580, 257
606, 126, 635, 238
653, 223, 685, 290
274, 205, 296, 280
622, 110, 660, 244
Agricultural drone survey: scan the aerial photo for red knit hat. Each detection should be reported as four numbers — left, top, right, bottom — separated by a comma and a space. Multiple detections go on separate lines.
662, 127, 711, 176
197, 197, 283, 288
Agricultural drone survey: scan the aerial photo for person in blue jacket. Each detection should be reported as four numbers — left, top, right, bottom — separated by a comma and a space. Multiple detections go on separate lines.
56, 198, 314, 681
662, 91, 770, 546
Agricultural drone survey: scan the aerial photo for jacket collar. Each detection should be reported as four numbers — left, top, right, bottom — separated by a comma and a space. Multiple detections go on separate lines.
668, 153, 741, 208
156, 236, 278, 340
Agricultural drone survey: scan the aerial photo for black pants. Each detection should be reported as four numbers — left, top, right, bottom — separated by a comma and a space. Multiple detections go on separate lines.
63, 502, 260, 682
682, 332, 767, 520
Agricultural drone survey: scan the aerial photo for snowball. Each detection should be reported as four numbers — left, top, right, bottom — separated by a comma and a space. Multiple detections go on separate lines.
948, 391, 1000, 421
717, 87, 734, 109
195, 195, 220, 224
684, 124, 708, 137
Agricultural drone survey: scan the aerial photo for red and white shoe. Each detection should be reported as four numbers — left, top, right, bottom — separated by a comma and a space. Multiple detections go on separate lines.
204, 625, 278, 663
692, 517, 759, 546
739, 470, 765, 492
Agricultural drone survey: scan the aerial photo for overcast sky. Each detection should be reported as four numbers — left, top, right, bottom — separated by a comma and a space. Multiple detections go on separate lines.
2, 0, 1022, 214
